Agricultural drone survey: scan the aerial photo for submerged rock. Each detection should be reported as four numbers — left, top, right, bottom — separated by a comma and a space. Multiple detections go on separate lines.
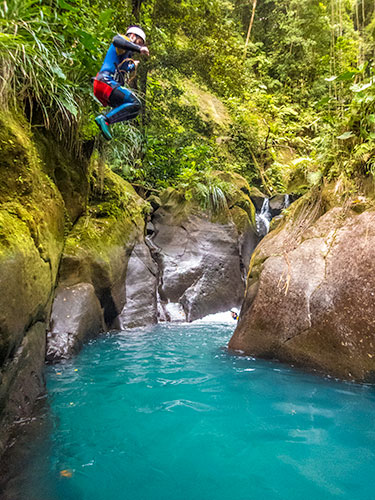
229, 201, 375, 382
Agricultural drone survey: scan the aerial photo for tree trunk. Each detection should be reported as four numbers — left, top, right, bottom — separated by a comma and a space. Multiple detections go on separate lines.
132, 0, 143, 21
243, 0, 257, 58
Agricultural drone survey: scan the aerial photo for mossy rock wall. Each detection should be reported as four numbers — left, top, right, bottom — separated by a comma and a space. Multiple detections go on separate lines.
0, 113, 146, 454
0, 112, 69, 455
47, 167, 149, 360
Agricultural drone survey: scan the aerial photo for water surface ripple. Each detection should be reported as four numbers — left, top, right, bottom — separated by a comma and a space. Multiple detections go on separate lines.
7, 323, 375, 500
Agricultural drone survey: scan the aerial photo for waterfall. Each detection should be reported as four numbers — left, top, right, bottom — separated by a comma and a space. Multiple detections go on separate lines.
255, 198, 272, 236
156, 289, 167, 322
284, 194, 290, 208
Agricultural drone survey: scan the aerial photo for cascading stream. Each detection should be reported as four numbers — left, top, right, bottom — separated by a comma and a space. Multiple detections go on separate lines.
255, 194, 291, 237
256, 197, 272, 236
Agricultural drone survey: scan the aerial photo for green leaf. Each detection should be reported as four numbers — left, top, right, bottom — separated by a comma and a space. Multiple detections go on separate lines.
336, 71, 357, 82
292, 157, 313, 165
98, 9, 114, 24
315, 96, 331, 107
56, 0, 78, 11
77, 29, 100, 51
337, 131, 355, 140
51, 64, 66, 80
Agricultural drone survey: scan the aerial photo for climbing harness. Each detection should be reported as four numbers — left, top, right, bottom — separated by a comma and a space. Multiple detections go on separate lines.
114, 58, 138, 86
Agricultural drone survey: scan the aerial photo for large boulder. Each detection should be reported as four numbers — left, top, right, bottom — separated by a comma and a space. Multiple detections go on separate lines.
149, 187, 257, 322
119, 241, 158, 329
47, 168, 148, 357
46, 283, 105, 361
229, 198, 375, 382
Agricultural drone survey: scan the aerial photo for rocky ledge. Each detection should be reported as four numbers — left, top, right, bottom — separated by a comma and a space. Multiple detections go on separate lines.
229, 194, 375, 382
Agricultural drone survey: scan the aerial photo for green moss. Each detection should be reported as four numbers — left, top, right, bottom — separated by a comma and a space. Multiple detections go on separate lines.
230, 206, 252, 233
159, 187, 193, 221
0, 210, 52, 364
213, 170, 256, 227
249, 186, 266, 198
61, 166, 148, 285
34, 129, 89, 224
0, 111, 66, 271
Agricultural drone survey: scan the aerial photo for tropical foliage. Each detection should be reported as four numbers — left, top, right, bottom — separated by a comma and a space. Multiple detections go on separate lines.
1, 0, 375, 196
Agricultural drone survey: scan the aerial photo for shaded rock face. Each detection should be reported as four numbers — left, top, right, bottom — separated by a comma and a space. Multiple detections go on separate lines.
46, 169, 147, 360
119, 241, 158, 329
0, 322, 46, 453
229, 207, 375, 382
46, 284, 105, 361
0, 114, 146, 456
150, 208, 247, 322
118, 182, 258, 328
0, 113, 72, 455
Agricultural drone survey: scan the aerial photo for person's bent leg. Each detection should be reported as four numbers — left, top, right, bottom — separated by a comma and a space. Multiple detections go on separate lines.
93, 74, 114, 140
105, 87, 141, 124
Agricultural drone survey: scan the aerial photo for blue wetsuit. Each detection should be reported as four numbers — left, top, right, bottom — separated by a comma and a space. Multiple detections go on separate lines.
93, 35, 142, 124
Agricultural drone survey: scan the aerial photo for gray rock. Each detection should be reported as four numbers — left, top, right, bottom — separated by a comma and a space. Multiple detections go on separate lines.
250, 196, 267, 211
229, 206, 375, 382
151, 208, 244, 321
146, 221, 155, 235
269, 194, 286, 213
119, 242, 158, 328
0, 322, 46, 456
46, 283, 104, 361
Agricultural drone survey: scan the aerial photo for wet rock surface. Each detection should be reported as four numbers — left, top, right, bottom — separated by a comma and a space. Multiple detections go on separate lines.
229, 206, 375, 382
119, 241, 158, 329
150, 207, 247, 322
46, 169, 147, 355
46, 284, 105, 361
0, 114, 68, 456
0, 322, 46, 454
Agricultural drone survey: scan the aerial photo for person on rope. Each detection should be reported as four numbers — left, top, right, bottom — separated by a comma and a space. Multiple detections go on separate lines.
93, 26, 149, 140
231, 308, 239, 321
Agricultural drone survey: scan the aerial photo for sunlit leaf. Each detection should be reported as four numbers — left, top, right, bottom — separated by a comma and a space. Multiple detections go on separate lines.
337, 131, 355, 140
351, 81, 373, 93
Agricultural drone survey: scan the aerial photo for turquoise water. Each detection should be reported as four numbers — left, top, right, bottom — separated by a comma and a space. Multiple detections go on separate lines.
7, 322, 375, 500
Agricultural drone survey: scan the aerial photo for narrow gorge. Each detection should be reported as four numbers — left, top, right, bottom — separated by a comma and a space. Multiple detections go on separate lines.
2, 0, 375, 496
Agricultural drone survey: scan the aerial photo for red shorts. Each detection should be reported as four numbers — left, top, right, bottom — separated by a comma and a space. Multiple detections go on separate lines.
93, 74, 113, 107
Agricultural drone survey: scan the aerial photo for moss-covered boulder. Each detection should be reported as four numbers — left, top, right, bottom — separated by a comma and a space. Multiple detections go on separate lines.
47, 167, 148, 358
0, 112, 68, 454
229, 192, 375, 382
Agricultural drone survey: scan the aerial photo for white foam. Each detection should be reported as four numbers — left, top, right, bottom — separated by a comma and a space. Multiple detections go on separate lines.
165, 302, 186, 322
192, 311, 237, 324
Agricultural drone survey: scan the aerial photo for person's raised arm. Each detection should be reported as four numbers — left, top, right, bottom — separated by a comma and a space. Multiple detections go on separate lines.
113, 35, 141, 53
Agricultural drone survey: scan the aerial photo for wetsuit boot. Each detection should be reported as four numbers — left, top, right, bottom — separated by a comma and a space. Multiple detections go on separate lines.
95, 115, 112, 140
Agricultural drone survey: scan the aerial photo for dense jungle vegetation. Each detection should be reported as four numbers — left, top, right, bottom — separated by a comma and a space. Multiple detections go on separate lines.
1, 0, 375, 202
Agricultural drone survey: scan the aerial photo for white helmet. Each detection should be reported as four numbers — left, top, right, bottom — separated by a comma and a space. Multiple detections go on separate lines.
231, 308, 239, 314
126, 26, 146, 43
